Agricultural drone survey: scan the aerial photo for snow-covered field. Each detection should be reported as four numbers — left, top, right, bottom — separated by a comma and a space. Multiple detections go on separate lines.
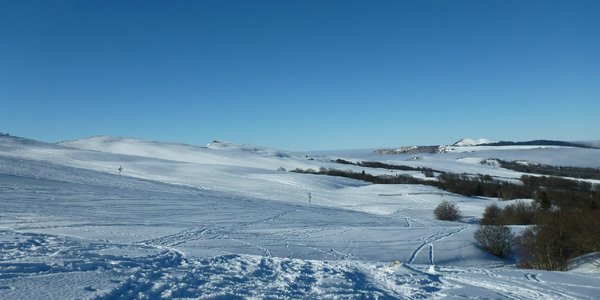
1, 135, 599, 299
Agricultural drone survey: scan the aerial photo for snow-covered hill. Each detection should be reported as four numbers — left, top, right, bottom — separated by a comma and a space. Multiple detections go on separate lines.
59, 136, 299, 169
453, 138, 497, 147
1, 134, 599, 299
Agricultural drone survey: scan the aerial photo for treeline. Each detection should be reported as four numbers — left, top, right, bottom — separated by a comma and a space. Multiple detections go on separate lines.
294, 167, 424, 185
522, 175, 599, 210
447, 173, 600, 204
480, 140, 593, 148
498, 160, 600, 180
436, 173, 529, 199
332, 158, 439, 175
292, 168, 599, 204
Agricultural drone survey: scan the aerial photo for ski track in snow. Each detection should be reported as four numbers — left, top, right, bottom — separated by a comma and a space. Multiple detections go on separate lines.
407, 226, 468, 265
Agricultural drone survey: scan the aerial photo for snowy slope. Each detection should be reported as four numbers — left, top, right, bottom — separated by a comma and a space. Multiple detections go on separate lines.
59, 136, 304, 170
1, 135, 599, 299
453, 138, 497, 147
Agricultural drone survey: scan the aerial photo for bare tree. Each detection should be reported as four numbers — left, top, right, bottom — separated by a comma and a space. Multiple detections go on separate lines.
474, 225, 514, 258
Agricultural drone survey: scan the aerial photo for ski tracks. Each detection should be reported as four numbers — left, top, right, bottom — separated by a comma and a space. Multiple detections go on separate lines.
446, 271, 584, 300
138, 227, 210, 247
138, 210, 298, 258
407, 226, 467, 265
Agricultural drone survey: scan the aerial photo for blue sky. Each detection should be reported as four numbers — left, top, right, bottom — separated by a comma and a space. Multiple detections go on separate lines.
1, 0, 599, 150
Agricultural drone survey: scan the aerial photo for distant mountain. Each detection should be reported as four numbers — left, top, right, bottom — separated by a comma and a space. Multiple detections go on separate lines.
574, 140, 600, 148
375, 138, 599, 155
479, 140, 597, 149
453, 138, 497, 147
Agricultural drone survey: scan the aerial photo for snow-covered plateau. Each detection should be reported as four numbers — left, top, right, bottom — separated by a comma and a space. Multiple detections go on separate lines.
1, 134, 599, 299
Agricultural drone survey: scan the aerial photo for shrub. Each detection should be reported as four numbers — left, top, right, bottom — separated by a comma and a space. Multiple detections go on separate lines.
501, 201, 538, 225
519, 225, 568, 270
434, 200, 462, 221
474, 225, 514, 258
481, 203, 502, 225
480, 201, 538, 226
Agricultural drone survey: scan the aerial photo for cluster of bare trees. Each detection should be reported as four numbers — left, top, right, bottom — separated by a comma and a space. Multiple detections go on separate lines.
519, 208, 600, 270
434, 194, 600, 270
475, 199, 600, 270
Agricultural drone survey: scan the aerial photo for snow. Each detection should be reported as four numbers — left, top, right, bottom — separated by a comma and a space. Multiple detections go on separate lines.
1, 134, 599, 299
568, 252, 600, 274
453, 138, 497, 147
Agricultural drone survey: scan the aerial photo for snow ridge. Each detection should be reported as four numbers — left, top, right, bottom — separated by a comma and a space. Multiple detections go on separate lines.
453, 138, 497, 147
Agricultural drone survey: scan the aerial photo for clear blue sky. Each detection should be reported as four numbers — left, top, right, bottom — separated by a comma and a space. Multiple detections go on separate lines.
1, 0, 599, 150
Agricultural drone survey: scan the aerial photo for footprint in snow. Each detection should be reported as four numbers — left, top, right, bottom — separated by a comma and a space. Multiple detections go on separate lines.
84, 286, 97, 292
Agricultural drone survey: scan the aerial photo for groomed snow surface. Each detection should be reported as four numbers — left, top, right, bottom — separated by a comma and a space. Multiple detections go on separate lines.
1, 135, 599, 299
